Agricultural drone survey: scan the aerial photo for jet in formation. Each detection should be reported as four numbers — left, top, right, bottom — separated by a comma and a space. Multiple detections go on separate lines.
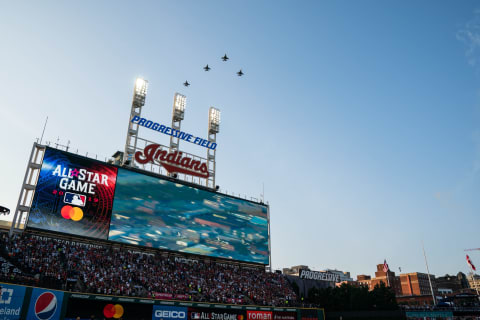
0, 206, 10, 216
204, 64, 211, 71
237, 69, 244, 77
222, 54, 229, 61
183, 80, 190, 87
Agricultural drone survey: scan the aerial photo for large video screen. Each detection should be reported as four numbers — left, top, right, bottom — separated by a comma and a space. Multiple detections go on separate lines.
27, 148, 118, 239
108, 168, 270, 264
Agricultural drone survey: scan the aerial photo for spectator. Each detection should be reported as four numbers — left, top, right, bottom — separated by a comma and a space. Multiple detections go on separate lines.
0, 232, 297, 307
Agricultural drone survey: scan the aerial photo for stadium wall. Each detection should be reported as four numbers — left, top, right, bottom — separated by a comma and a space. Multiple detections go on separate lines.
0, 282, 324, 320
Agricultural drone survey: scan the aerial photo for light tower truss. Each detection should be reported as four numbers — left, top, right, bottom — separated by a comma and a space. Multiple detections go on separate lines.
169, 93, 187, 153
10, 143, 45, 236
207, 107, 220, 189
123, 78, 148, 166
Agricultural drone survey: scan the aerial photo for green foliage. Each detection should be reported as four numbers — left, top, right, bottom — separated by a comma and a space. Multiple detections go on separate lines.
307, 283, 398, 311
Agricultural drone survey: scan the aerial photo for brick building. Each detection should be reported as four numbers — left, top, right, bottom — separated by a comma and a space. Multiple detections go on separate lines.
398, 272, 437, 296
357, 264, 437, 298
356, 264, 402, 295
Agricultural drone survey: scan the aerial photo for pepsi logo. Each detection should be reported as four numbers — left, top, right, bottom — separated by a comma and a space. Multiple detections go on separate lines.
34, 292, 57, 320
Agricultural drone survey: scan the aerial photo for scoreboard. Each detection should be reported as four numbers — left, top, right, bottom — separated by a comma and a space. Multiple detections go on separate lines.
27, 147, 269, 265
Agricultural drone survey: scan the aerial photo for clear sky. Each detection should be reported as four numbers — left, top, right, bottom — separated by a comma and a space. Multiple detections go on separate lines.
1, 1, 480, 279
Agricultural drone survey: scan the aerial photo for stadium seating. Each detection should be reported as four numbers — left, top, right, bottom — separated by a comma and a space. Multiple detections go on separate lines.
0, 232, 297, 306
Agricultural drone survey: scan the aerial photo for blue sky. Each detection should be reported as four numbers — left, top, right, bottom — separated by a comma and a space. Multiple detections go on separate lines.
1, 1, 480, 278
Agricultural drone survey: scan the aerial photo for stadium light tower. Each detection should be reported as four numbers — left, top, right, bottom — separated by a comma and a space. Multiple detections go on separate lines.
123, 77, 148, 166
169, 93, 187, 153
207, 107, 220, 189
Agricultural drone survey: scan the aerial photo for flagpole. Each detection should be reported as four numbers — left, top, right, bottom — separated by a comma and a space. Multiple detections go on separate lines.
422, 241, 436, 306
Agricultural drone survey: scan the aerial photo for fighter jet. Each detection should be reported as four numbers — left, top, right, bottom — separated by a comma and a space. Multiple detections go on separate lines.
221, 54, 229, 61
237, 69, 244, 77
0, 206, 10, 216
204, 64, 211, 71
183, 80, 190, 87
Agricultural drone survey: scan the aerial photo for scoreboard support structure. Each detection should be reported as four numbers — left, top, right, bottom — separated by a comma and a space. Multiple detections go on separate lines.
10, 143, 45, 236
123, 78, 148, 166
207, 107, 220, 189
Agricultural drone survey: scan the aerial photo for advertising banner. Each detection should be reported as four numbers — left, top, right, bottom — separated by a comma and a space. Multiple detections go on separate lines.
247, 311, 272, 320
188, 307, 245, 320
273, 312, 296, 320
298, 270, 339, 282
299, 309, 318, 320
108, 168, 269, 264
0, 283, 26, 320
26, 288, 64, 320
64, 297, 152, 320
152, 306, 187, 320
27, 148, 118, 239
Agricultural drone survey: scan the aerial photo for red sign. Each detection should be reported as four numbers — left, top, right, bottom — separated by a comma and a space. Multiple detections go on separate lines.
154, 292, 173, 299
135, 144, 209, 179
153, 293, 189, 300
247, 311, 272, 320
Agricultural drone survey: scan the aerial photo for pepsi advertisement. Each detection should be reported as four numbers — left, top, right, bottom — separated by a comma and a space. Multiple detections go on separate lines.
0, 283, 26, 320
26, 288, 64, 320
27, 148, 118, 240
108, 168, 270, 264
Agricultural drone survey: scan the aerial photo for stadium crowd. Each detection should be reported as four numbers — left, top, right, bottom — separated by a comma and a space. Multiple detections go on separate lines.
0, 232, 297, 306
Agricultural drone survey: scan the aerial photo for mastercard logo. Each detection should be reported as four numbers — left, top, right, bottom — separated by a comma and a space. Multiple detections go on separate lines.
103, 304, 124, 319
60, 205, 84, 221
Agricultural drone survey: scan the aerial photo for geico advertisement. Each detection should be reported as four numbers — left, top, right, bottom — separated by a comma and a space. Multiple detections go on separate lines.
152, 306, 187, 320
189, 308, 245, 320
27, 148, 118, 240
0, 284, 26, 320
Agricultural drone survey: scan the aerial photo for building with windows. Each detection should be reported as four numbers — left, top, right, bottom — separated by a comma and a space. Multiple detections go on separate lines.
322, 269, 353, 282
436, 272, 468, 294
282, 265, 309, 276
356, 264, 402, 295
356, 264, 438, 298
398, 272, 437, 296
467, 273, 480, 292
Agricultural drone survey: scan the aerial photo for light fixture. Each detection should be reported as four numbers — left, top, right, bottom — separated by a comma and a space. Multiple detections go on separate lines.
208, 107, 221, 134
173, 93, 187, 121
133, 77, 148, 106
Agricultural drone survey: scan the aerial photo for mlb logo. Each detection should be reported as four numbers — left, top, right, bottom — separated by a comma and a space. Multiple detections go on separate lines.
64, 192, 86, 207
192, 313, 200, 319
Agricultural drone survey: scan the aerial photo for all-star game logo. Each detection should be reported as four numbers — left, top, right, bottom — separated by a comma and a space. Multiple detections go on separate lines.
51, 165, 111, 222
28, 147, 118, 240
53, 165, 111, 194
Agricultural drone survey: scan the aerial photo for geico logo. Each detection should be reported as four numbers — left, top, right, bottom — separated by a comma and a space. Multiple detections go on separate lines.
155, 310, 186, 318
0, 289, 13, 304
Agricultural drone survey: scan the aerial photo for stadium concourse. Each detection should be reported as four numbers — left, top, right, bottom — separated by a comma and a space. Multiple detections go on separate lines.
0, 231, 298, 307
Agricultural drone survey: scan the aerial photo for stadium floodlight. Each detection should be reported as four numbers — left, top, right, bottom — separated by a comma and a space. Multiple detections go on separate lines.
208, 107, 221, 134
172, 93, 187, 121
133, 77, 148, 106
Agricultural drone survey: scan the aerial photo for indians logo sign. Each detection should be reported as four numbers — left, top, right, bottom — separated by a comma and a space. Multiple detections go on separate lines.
135, 144, 209, 179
